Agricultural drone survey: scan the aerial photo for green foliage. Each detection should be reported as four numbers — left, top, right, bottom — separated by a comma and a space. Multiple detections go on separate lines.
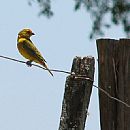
74, 0, 130, 39
28, 0, 53, 18
29, 0, 130, 39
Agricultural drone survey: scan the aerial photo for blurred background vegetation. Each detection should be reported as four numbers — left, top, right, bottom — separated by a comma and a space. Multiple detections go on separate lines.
28, 0, 130, 39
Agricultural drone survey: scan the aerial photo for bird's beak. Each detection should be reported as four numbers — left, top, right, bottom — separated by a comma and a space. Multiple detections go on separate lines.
32, 32, 35, 35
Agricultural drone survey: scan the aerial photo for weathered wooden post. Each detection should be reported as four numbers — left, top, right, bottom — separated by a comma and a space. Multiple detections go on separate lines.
97, 39, 130, 130
58, 56, 95, 130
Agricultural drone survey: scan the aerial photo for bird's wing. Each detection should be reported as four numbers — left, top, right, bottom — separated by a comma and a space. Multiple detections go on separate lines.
22, 39, 46, 63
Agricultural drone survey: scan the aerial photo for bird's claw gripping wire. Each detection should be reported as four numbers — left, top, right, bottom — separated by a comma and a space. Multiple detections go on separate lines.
26, 61, 32, 67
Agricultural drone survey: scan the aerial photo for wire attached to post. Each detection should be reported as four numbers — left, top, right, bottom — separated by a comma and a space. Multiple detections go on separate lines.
0, 55, 130, 108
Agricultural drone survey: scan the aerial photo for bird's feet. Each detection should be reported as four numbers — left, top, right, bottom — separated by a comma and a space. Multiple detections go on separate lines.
26, 61, 32, 67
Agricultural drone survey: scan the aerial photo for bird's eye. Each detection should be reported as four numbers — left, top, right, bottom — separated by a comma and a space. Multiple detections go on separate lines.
27, 30, 32, 34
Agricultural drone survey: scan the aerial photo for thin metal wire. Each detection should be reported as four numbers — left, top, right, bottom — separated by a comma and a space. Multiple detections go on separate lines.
0, 54, 130, 108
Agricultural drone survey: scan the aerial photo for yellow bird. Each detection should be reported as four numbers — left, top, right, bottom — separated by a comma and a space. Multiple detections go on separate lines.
17, 28, 53, 76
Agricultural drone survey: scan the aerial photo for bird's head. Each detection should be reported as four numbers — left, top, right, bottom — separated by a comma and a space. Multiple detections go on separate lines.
18, 29, 35, 39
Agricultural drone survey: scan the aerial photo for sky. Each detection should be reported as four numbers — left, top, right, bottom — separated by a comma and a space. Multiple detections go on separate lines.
0, 0, 125, 130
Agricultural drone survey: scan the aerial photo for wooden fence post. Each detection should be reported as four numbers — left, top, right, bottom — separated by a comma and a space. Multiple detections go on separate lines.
58, 56, 95, 130
97, 39, 130, 130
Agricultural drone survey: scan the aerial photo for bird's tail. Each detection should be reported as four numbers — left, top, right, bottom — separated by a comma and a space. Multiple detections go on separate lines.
41, 62, 53, 76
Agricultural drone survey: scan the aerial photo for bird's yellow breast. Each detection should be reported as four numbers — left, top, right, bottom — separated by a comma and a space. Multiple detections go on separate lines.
17, 38, 35, 61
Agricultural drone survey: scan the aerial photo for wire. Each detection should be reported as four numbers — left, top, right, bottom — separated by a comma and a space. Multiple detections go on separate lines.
0, 54, 130, 108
